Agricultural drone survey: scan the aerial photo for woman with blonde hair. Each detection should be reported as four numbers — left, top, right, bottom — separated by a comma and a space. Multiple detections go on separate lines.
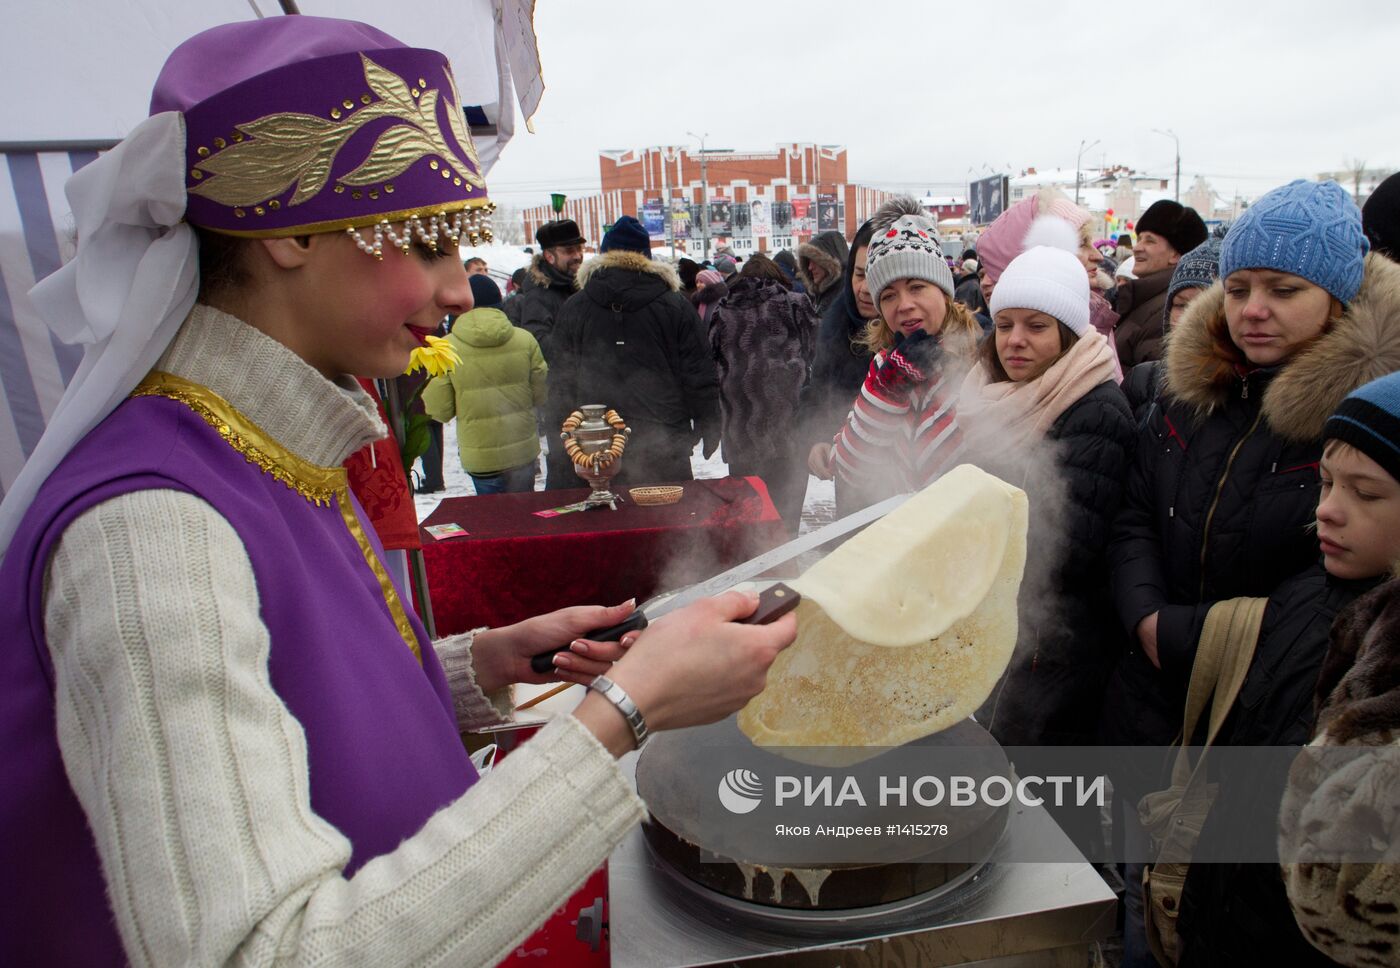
808, 197, 980, 505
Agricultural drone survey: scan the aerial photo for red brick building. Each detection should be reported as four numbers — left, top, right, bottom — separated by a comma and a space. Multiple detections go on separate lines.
523, 143, 895, 255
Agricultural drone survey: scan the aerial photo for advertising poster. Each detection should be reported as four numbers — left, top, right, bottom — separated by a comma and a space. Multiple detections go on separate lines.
641, 199, 665, 238
771, 200, 793, 233
750, 198, 772, 237
731, 199, 751, 235
791, 197, 812, 233
708, 197, 733, 236
969, 174, 1009, 225
817, 194, 838, 232
670, 199, 692, 239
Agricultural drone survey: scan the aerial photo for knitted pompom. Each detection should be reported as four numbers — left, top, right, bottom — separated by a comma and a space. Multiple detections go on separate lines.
871, 195, 927, 233
1021, 215, 1081, 256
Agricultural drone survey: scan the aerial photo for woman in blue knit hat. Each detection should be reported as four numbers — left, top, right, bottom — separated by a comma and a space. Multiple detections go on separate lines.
1102, 179, 1400, 968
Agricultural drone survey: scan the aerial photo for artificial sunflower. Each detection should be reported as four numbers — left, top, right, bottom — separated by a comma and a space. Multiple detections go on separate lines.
405, 334, 461, 377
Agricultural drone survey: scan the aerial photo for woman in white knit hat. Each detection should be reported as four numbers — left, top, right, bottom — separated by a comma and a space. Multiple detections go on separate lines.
808, 197, 981, 506
959, 223, 1135, 854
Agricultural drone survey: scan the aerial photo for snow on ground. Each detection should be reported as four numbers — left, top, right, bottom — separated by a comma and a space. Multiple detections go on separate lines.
413, 420, 836, 536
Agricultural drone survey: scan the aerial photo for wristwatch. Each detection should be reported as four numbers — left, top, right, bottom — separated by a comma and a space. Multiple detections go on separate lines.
586, 675, 649, 748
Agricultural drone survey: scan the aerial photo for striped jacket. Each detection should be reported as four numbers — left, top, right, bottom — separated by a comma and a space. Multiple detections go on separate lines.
828, 349, 963, 497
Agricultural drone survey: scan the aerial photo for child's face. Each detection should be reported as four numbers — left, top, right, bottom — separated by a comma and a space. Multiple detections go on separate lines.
1316, 442, 1400, 580
291, 232, 473, 379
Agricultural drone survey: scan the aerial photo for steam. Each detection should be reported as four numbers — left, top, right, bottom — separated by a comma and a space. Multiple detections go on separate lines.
958, 425, 1078, 744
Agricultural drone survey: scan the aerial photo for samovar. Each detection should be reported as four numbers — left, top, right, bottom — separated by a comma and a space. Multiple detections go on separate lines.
560, 405, 631, 509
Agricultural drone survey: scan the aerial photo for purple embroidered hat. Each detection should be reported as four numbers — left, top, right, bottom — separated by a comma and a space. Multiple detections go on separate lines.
152, 16, 492, 252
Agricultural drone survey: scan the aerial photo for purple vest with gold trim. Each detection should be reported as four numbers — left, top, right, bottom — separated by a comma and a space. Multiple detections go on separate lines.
0, 385, 478, 966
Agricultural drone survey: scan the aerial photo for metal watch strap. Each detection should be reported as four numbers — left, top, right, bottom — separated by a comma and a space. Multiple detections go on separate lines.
586, 674, 649, 748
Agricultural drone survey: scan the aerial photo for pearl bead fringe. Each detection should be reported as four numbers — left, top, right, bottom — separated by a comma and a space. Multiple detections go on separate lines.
344, 208, 494, 260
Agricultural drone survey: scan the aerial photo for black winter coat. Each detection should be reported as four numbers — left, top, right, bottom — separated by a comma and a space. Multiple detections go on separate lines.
1103, 254, 1400, 792
547, 251, 720, 486
503, 253, 575, 360
797, 231, 849, 318
979, 380, 1137, 747
708, 276, 817, 467
1176, 565, 1386, 968
800, 264, 873, 447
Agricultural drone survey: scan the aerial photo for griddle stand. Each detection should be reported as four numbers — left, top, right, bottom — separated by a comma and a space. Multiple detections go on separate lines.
608, 753, 1118, 967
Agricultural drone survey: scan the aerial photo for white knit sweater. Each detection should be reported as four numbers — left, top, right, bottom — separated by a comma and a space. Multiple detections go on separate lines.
42, 305, 644, 967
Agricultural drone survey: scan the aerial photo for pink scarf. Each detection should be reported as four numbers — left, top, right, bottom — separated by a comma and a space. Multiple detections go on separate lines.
958, 329, 1118, 461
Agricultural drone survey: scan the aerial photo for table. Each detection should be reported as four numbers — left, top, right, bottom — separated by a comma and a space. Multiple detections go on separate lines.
419, 477, 785, 634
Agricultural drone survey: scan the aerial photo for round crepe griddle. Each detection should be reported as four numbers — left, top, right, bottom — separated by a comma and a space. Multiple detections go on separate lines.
637, 715, 1009, 911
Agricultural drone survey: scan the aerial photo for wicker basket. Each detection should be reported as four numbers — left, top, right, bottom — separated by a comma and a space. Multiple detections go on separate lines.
629, 485, 684, 506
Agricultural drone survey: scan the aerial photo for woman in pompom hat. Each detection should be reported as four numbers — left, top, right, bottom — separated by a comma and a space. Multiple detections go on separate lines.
808, 196, 981, 506
975, 187, 1124, 381
958, 239, 1134, 855
1102, 178, 1400, 968
0, 17, 795, 967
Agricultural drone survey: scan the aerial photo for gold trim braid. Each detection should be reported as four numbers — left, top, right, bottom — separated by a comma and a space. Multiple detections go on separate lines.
133, 372, 344, 506
132, 371, 424, 665
335, 492, 422, 663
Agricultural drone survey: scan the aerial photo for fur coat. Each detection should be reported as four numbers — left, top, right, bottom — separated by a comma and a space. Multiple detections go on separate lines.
1279, 578, 1400, 967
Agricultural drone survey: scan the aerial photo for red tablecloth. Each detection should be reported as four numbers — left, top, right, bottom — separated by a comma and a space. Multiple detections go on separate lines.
420, 477, 784, 633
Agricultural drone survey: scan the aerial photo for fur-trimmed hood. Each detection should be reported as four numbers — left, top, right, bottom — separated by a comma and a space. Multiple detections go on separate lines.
798, 230, 848, 295
575, 249, 680, 292
526, 252, 576, 292
573, 249, 684, 316
1163, 253, 1400, 442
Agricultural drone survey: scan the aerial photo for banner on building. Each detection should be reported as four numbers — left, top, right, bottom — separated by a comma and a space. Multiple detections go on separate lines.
689, 202, 706, 238
731, 199, 751, 236
817, 194, 838, 232
791, 197, 813, 233
670, 199, 692, 239
749, 198, 771, 237
642, 199, 665, 238
708, 197, 732, 236
969, 174, 1009, 225
771, 200, 792, 233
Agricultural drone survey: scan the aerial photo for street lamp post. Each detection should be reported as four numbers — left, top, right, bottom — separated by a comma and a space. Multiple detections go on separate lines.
1153, 128, 1180, 203
687, 131, 710, 260
1075, 139, 1099, 206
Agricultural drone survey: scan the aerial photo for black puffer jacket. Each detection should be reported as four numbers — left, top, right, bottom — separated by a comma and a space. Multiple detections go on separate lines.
800, 247, 874, 446
980, 380, 1137, 747
503, 253, 575, 360
1176, 565, 1386, 968
547, 251, 720, 486
708, 276, 817, 467
1103, 254, 1400, 781
797, 230, 850, 317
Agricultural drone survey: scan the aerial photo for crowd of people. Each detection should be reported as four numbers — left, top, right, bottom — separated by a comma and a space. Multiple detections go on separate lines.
432, 171, 1400, 967
3, 12, 1399, 967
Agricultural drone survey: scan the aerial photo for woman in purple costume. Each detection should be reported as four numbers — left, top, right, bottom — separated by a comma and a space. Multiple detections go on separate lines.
0, 17, 794, 967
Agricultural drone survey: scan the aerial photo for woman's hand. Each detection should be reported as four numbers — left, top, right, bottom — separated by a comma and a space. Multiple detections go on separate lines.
574, 591, 797, 755
1136, 612, 1161, 669
808, 442, 834, 478
472, 599, 639, 692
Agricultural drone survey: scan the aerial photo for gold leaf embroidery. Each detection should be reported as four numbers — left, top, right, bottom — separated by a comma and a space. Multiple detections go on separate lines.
362, 54, 418, 115
339, 123, 439, 187
189, 55, 483, 209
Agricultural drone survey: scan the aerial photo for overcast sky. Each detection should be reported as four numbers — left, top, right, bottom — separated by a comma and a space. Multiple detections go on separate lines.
485, 0, 1400, 210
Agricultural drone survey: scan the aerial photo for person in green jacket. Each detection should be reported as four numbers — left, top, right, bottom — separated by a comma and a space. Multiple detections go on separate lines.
424, 274, 548, 494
